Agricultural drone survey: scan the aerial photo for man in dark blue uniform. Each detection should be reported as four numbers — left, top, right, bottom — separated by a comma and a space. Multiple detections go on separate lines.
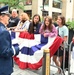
0, 5, 19, 75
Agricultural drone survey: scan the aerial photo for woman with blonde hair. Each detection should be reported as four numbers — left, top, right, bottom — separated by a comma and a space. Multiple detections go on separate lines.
9, 12, 30, 39
14, 12, 30, 32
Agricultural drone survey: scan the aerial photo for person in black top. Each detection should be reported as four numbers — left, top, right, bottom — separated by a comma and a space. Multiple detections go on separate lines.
28, 14, 42, 34
53, 22, 58, 27
7, 9, 20, 28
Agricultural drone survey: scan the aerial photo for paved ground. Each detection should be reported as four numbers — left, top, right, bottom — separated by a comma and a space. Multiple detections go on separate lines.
11, 63, 57, 75
11, 53, 74, 75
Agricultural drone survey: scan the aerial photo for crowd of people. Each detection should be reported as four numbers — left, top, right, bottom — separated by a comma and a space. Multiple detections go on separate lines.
0, 5, 73, 75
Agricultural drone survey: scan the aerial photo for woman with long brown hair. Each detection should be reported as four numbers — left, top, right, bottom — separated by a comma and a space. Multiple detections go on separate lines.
28, 14, 41, 34
39, 16, 57, 37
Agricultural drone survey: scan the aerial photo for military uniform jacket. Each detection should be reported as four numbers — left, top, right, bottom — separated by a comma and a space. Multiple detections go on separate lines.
0, 22, 19, 75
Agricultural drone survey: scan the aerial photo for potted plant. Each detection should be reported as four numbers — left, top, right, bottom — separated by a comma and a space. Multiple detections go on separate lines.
66, 20, 74, 44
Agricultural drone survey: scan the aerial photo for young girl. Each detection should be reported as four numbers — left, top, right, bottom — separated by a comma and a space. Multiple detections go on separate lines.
28, 14, 41, 34
39, 16, 57, 37
53, 15, 68, 74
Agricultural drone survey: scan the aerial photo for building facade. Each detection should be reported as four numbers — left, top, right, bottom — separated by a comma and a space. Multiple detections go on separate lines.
23, 0, 74, 21
0, 0, 74, 21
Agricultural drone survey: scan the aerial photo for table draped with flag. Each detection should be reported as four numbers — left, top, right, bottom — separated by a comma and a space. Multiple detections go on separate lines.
10, 31, 63, 70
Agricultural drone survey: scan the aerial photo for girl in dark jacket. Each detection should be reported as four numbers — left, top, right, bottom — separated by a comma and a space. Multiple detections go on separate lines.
28, 14, 41, 34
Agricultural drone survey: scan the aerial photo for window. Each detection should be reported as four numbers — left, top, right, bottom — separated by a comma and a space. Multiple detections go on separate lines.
53, 0, 62, 9
42, 10, 48, 16
24, 0, 32, 5
52, 12, 61, 21
44, 0, 49, 5
24, 10, 32, 19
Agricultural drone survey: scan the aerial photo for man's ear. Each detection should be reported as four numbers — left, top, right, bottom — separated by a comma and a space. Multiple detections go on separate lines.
0, 16, 2, 20
0, 15, 4, 20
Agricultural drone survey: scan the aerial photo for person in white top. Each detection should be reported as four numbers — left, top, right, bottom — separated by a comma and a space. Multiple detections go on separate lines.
12, 12, 30, 32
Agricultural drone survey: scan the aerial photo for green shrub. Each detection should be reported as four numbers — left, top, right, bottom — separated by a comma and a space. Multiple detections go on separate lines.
66, 20, 74, 31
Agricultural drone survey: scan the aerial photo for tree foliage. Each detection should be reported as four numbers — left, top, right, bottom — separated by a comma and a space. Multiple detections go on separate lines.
0, 0, 25, 10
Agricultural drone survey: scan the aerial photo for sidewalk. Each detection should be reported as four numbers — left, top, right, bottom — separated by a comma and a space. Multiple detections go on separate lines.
11, 54, 74, 75
11, 64, 55, 75
11, 63, 40, 75
11, 63, 63, 75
